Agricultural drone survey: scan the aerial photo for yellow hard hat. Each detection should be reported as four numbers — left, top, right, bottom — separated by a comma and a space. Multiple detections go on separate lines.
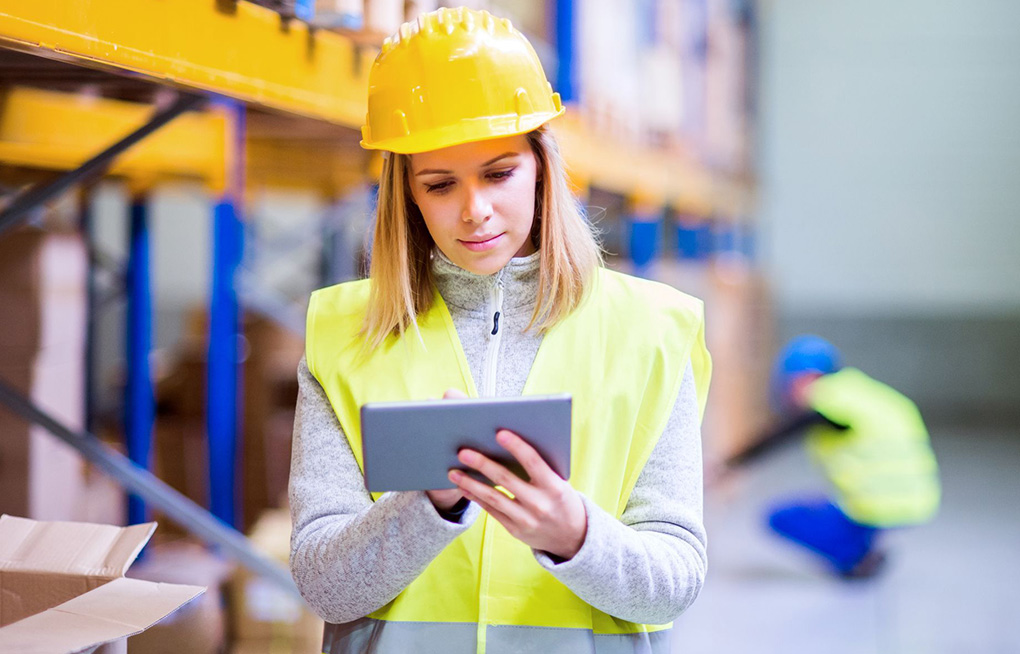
360, 7, 565, 154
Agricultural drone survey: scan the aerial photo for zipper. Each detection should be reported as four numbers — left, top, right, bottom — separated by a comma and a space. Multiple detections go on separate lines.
478, 269, 504, 651
481, 270, 505, 397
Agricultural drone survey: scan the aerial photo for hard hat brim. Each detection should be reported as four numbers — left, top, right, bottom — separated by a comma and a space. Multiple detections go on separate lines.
360, 108, 565, 155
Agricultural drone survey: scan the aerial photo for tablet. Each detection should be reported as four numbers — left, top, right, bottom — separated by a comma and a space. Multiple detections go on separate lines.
360, 394, 571, 493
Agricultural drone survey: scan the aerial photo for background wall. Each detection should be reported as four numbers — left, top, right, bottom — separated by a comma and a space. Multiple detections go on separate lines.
755, 0, 1020, 421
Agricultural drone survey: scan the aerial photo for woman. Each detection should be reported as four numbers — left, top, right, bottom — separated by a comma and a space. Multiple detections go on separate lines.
290, 7, 712, 653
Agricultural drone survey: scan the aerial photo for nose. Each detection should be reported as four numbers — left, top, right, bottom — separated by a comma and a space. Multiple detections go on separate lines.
461, 180, 492, 223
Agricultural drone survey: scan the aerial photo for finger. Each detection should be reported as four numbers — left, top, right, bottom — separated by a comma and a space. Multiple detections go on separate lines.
496, 429, 560, 488
443, 388, 467, 400
456, 448, 537, 504
449, 469, 531, 525
461, 487, 518, 531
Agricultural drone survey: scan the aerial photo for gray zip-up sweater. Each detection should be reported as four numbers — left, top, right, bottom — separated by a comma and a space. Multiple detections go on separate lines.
289, 251, 707, 628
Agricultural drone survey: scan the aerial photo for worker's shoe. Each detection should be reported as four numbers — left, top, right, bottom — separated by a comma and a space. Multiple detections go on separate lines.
839, 549, 888, 580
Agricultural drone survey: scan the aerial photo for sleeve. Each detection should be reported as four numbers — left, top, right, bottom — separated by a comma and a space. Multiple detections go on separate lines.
289, 356, 480, 624
533, 361, 707, 624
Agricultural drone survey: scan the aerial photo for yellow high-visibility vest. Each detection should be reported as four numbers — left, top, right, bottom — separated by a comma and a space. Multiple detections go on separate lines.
807, 368, 940, 528
305, 267, 711, 653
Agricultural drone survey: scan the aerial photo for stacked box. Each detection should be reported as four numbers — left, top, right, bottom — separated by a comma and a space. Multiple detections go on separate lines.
240, 315, 305, 528
363, 0, 404, 34
310, 0, 363, 29
608, 254, 773, 465
229, 509, 324, 654
152, 310, 303, 533
0, 230, 87, 522
700, 261, 773, 464
704, 0, 751, 171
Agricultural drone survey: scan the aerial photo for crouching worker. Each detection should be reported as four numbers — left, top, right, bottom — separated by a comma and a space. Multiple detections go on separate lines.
726, 335, 940, 578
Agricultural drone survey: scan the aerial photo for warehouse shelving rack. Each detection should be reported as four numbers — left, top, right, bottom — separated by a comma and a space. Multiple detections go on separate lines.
0, 0, 381, 597
0, 0, 752, 598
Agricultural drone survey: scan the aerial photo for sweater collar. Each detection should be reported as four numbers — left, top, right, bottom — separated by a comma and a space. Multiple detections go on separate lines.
432, 248, 541, 315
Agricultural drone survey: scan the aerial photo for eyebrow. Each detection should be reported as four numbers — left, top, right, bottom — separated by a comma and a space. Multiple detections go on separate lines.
414, 152, 519, 177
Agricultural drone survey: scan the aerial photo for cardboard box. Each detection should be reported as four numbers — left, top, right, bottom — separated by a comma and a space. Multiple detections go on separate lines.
126, 541, 234, 654
0, 514, 205, 654
229, 510, 323, 653
0, 230, 88, 522
240, 316, 303, 529
151, 311, 302, 535
362, 0, 403, 34
700, 262, 774, 463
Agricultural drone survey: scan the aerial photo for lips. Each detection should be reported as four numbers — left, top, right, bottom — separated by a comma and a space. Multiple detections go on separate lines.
463, 234, 500, 244
459, 233, 504, 252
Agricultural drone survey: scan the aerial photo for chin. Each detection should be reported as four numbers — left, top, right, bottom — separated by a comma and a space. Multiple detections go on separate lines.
464, 259, 510, 276
459, 251, 513, 276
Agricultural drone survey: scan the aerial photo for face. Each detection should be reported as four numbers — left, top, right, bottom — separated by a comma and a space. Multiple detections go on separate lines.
408, 134, 540, 276
788, 371, 824, 410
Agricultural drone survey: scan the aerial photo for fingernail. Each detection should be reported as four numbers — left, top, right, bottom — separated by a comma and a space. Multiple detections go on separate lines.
448, 470, 461, 482
496, 430, 510, 444
459, 450, 476, 464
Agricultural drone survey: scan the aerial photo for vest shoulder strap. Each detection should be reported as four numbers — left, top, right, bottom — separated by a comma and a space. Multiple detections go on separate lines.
594, 269, 711, 418
306, 279, 372, 380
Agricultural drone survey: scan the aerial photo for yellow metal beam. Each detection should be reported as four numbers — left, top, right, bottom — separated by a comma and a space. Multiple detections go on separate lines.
553, 114, 722, 216
0, 86, 226, 187
0, 0, 374, 128
247, 140, 367, 195
0, 0, 751, 207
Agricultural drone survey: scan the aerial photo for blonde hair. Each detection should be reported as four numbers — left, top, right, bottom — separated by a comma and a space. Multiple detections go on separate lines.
362, 126, 602, 350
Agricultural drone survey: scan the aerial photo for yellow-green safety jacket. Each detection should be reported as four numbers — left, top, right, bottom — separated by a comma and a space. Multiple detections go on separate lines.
806, 368, 940, 528
305, 267, 711, 654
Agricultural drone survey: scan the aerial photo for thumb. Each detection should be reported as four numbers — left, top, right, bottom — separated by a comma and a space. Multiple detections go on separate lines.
443, 388, 467, 400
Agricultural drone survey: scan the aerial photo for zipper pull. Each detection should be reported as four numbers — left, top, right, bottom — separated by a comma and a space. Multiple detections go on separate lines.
491, 272, 504, 336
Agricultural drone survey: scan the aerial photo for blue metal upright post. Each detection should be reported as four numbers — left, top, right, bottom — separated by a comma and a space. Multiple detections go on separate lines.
125, 193, 154, 525
554, 0, 577, 103
627, 200, 664, 278
676, 215, 714, 261
207, 99, 245, 528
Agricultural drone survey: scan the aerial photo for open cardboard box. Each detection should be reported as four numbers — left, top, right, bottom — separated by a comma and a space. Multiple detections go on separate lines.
0, 514, 205, 653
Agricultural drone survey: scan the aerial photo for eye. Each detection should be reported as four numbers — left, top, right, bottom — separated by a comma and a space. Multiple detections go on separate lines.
487, 168, 516, 182
424, 180, 453, 194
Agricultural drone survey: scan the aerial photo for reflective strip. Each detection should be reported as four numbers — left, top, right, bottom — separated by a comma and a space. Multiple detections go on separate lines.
324, 620, 673, 654
323, 618, 476, 653
488, 625, 672, 654
593, 629, 673, 654
486, 624, 595, 652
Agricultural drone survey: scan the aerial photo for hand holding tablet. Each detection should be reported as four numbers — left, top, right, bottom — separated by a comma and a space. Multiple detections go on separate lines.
449, 426, 588, 559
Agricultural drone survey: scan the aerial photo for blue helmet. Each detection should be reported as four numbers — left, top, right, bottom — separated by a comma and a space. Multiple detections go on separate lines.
770, 335, 842, 412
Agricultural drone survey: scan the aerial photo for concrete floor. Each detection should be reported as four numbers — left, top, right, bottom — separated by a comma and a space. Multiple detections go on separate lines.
675, 426, 1020, 654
